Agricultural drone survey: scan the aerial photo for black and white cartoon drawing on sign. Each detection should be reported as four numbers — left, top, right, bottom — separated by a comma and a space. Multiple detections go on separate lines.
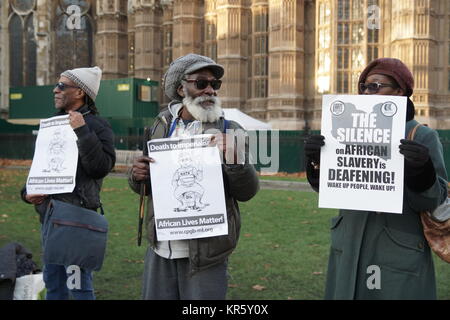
172, 151, 209, 212
42, 128, 66, 173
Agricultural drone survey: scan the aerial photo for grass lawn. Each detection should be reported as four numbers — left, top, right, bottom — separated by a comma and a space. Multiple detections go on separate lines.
1, 168, 449, 300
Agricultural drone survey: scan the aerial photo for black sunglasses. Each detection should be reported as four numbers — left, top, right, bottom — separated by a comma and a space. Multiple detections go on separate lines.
183, 78, 222, 90
55, 82, 80, 91
359, 82, 397, 93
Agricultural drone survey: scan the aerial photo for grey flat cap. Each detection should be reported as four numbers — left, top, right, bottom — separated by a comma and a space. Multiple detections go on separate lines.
163, 53, 224, 101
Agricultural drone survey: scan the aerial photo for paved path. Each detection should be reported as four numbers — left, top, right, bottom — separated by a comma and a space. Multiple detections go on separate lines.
258, 179, 314, 192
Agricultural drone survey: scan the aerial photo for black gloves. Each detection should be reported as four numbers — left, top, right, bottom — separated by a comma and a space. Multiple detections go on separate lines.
304, 135, 325, 163
399, 139, 430, 168
304, 135, 324, 192
399, 139, 436, 192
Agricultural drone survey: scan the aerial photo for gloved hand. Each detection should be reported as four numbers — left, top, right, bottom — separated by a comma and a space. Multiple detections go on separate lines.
304, 135, 325, 162
399, 139, 436, 192
399, 139, 430, 168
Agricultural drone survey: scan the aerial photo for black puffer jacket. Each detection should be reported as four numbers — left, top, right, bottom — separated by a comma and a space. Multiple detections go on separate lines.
21, 105, 116, 222
0, 242, 40, 300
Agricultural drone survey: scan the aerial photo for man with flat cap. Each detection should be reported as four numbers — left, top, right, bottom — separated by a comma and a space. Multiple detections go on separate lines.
129, 53, 259, 300
21, 66, 116, 300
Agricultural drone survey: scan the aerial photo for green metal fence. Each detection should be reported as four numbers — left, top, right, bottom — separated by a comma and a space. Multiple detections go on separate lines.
250, 130, 307, 173
1, 120, 449, 174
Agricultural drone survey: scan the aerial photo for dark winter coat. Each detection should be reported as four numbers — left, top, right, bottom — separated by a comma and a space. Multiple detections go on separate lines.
128, 107, 259, 274
21, 105, 116, 222
307, 119, 448, 299
0, 242, 39, 300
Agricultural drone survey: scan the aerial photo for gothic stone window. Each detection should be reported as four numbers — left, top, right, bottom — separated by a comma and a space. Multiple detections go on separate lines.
205, 20, 217, 61
9, 0, 37, 87
336, 0, 374, 94
54, 0, 94, 79
367, 0, 379, 63
252, 9, 268, 98
163, 26, 173, 68
317, 1, 331, 93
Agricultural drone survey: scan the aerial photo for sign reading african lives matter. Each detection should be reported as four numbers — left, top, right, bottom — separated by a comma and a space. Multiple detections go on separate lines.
148, 134, 228, 241
318, 95, 407, 214
26, 115, 78, 195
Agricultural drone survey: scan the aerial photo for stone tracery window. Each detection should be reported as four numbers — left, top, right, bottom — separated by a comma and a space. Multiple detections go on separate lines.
54, 0, 94, 79
317, 1, 331, 93
252, 9, 268, 98
8, 0, 37, 87
336, 0, 369, 94
205, 20, 217, 61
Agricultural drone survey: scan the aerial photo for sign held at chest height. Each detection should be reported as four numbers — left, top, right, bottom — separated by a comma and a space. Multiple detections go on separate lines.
319, 95, 407, 214
26, 115, 78, 195
148, 134, 228, 241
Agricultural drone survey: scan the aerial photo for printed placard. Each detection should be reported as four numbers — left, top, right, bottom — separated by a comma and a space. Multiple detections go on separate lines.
26, 115, 78, 195
148, 134, 228, 240
318, 95, 407, 214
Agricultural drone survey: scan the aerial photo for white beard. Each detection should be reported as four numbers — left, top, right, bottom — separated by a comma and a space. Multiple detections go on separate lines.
183, 91, 223, 123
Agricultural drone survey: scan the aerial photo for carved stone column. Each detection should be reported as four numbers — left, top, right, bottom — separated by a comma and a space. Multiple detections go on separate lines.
96, 0, 129, 79
35, 0, 53, 85
304, 0, 317, 131
388, 0, 444, 128
268, 0, 305, 130
133, 0, 163, 82
171, 0, 203, 59
247, 0, 268, 119
216, 0, 251, 109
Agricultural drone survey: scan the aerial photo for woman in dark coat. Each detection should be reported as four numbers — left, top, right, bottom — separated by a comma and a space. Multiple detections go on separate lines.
305, 58, 448, 299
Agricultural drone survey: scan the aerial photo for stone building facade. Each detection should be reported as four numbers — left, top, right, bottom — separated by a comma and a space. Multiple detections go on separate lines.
1, 0, 450, 130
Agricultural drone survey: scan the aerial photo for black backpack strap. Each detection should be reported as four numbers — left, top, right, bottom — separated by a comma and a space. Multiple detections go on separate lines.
99, 202, 105, 215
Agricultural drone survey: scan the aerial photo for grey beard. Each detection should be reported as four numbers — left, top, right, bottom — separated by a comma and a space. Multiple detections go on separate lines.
183, 94, 223, 123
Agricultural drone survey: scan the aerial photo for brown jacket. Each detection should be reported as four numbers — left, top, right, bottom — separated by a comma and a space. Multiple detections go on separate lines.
128, 107, 259, 274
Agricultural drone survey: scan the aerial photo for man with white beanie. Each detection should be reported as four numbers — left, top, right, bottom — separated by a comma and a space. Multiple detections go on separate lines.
129, 53, 259, 300
21, 66, 116, 300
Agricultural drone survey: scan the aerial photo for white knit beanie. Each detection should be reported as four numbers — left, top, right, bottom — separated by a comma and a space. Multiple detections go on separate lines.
61, 66, 102, 101
163, 54, 224, 101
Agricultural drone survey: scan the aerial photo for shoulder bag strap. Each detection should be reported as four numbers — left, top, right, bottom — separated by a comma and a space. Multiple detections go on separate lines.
407, 123, 422, 141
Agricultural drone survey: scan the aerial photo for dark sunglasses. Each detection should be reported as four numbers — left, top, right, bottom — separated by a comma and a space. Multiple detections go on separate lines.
55, 82, 80, 91
183, 78, 222, 90
359, 82, 397, 93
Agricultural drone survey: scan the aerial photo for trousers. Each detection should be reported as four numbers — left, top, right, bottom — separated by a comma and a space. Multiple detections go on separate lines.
142, 248, 228, 300
43, 264, 95, 300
